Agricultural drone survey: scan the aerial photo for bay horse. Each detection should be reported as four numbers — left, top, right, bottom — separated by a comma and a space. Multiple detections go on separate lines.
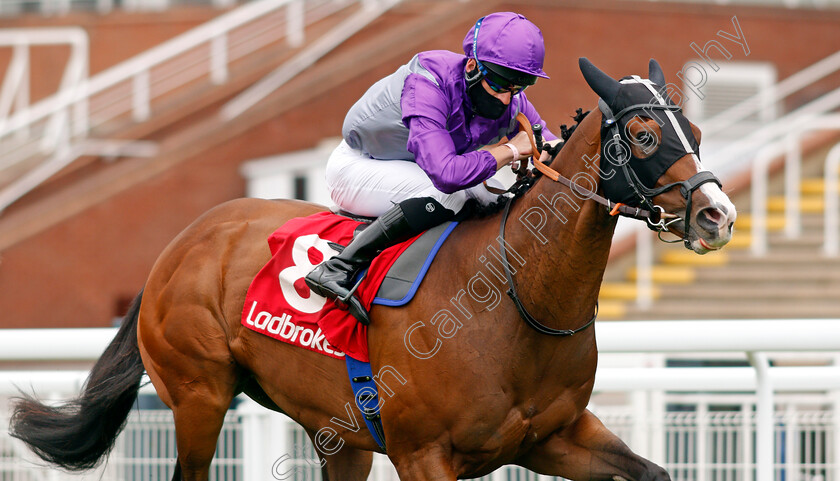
10, 58, 736, 480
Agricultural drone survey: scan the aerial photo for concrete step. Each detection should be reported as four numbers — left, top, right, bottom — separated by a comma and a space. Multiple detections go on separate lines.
768, 196, 825, 214
597, 301, 627, 320
620, 299, 840, 320
719, 232, 829, 254
725, 250, 840, 265
659, 283, 840, 300
626, 266, 696, 284
695, 265, 840, 283
800, 177, 840, 195
736, 213, 825, 231
735, 214, 787, 232
599, 283, 660, 301
801, 178, 827, 195
659, 250, 730, 266
762, 233, 828, 251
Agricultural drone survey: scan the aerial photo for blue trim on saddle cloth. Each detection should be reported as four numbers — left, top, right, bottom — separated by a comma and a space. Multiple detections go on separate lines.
345, 355, 387, 451
372, 221, 458, 306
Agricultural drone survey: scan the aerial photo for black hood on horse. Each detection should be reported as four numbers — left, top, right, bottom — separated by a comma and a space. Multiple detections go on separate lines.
580, 58, 704, 206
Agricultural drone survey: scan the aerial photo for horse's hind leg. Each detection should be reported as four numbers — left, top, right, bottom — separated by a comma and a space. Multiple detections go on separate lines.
145, 358, 236, 481
305, 428, 373, 481
169, 389, 234, 481
139, 311, 238, 481
517, 409, 671, 481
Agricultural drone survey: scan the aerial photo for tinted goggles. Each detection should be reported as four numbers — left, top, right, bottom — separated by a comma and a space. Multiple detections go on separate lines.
477, 60, 528, 95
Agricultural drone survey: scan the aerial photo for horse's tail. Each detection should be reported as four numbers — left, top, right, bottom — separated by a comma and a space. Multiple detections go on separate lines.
9, 290, 146, 471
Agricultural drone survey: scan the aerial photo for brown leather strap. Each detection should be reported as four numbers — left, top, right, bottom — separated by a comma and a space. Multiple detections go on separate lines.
512, 113, 653, 221
515, 113, 558, 181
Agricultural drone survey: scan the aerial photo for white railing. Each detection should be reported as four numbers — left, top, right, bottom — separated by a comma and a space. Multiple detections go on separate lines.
0, 0, 237, 16
826, 142, 840, 256
622, 0, 840, 9
221, 0, 404, 119
749, 114, 840, 256
0, 28, 88, 131
700, 49, 840, 140
0, 0, 379, 214
0, 321, 838, 480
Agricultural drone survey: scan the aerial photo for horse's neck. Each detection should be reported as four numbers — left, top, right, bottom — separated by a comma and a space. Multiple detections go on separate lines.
505, 112, 617, 330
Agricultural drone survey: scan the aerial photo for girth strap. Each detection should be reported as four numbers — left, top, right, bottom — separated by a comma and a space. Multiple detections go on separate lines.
345, 356, 387, 451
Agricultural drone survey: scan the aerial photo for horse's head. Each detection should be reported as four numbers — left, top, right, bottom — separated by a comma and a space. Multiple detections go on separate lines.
578, 58, 736, 254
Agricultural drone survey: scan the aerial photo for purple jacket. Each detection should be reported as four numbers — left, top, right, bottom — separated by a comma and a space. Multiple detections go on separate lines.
342, 50, 556, 194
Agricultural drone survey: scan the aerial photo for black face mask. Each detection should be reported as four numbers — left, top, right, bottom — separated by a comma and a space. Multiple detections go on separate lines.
466, 68, 508, 119
600, 80, 700, 205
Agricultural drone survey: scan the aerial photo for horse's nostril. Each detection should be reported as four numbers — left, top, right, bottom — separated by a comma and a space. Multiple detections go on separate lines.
696, 207, 726, 234
705, 208, 723, 225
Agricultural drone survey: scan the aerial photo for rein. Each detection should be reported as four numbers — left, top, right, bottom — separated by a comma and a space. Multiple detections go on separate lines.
498, 194, 597, 337
513, 114, 657, 223
497, 106, 717, 336
491, 113, 611, 338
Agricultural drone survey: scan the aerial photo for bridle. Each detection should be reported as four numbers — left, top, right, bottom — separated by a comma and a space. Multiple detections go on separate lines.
597, 99, 722, 249
498, 102, 721, 336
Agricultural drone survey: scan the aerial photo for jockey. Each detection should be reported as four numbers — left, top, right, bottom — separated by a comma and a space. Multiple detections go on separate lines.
305, 12, 559, 324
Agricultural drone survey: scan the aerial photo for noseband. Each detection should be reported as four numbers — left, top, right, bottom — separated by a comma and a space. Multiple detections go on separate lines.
598, 100, 722, 249
499, 109, 722, 337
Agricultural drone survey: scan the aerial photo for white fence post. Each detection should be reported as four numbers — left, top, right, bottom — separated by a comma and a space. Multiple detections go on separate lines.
784, 403, 798, 481
741, 401, 753, 480
286, 0, 304, 47
697, 401, 708, 481
69, 32, 89, 138
650, 389, 666, 466
785, 133, 801, 239
751, 146, 776, 257
0, 44, 29, 121
833, 383, 840, 481
631, 390, 649, 455
824, 142, 840, 257
636, 226, 653, 310
240, 398, 270, 481
749, 352, 774, 481
211, 34, 229, 85
132, 70, 150, 122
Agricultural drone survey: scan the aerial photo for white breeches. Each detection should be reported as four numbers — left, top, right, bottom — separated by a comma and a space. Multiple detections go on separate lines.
325, 140, 504, 217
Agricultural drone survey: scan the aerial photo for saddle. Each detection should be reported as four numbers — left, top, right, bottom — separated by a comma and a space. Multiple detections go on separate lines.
241, 212, 457, 452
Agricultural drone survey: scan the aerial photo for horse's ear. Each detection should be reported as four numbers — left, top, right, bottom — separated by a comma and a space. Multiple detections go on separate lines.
648, 58, 666, 87
579, 57, 620, 105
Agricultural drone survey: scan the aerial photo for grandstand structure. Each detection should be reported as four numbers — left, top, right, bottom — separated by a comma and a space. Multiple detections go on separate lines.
0, 0, 839, 479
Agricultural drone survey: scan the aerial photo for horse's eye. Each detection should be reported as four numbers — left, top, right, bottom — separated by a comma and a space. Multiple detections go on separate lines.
636, 131, 658, 146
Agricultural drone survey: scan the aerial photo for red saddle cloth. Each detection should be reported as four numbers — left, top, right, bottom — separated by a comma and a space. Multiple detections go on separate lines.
241, 211, 416, 362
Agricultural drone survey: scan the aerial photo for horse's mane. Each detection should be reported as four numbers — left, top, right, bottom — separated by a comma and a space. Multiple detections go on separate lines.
460, 108, 590, 220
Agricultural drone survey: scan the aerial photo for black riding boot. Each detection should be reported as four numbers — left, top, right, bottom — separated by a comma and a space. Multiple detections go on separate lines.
305, 197, 454, 324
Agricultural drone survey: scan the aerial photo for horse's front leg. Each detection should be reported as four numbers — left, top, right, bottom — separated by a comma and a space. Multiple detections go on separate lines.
517, 410, 670, 481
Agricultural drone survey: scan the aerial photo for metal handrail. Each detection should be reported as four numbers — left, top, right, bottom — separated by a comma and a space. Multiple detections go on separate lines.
0, 28, 89, 130
700, 49, 840, 138
633, 77, 840, 304
222, 0, 402, 119
749, 115, 840, 256
0, 0, 331, 138
0, 0, 376, 214
1, 321, 836, 480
